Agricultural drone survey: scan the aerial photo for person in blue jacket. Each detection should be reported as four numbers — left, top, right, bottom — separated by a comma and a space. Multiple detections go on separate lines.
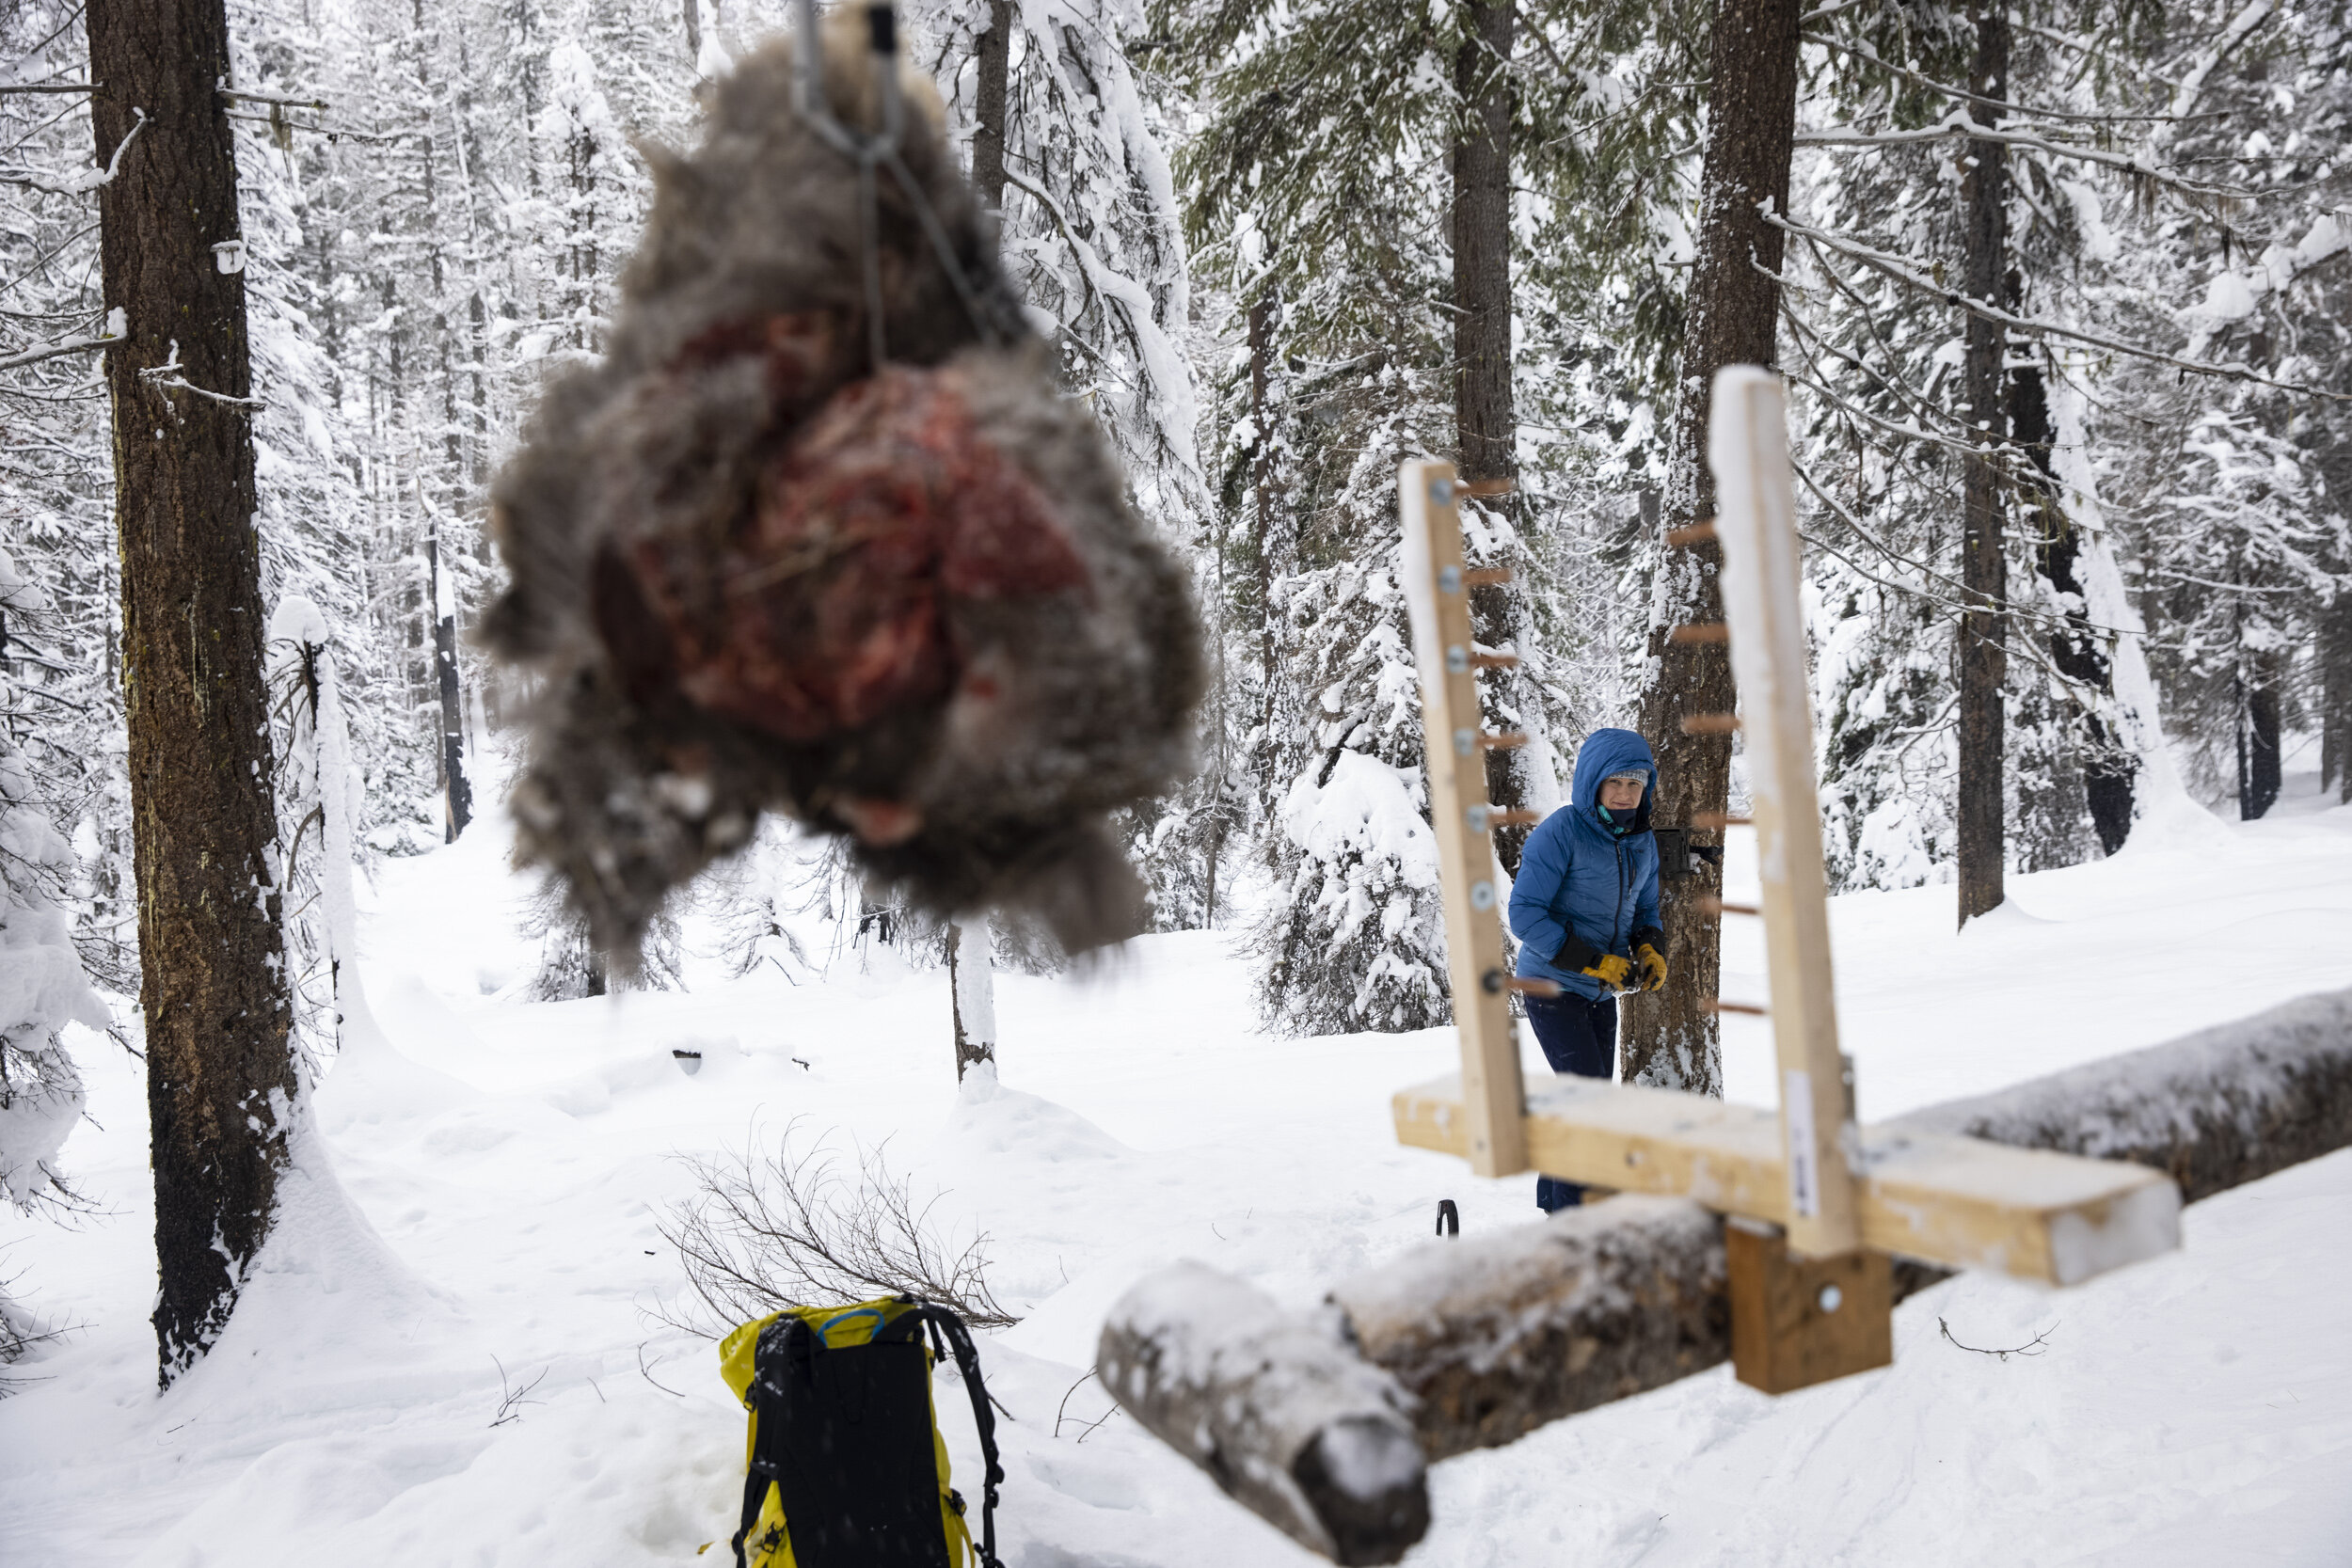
1507, 725, 1668, 1212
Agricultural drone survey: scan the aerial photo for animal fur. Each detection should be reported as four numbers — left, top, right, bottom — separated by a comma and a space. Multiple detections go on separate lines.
482, 16, 1201, 967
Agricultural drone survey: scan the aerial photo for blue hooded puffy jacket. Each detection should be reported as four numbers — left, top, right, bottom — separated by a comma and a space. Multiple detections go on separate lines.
1508, 727, 1663, 999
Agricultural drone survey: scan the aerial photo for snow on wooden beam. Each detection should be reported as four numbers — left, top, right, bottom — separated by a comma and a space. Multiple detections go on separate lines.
1107, 985, 2352, 1559
1393, 1070, 2181, 1286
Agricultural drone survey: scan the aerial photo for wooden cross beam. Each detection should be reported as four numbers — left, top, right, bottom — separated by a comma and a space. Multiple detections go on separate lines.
1392, 369, 2182, 1394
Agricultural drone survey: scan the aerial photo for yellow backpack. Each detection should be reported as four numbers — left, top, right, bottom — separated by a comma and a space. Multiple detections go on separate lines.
718, 1296, 1004, 1568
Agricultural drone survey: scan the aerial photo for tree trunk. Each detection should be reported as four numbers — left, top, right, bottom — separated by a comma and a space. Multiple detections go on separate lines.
971, 0, 1012, 212
1956, 3, 2010, 927
2240, 662, 2282, 819
88, 0, 299, 1386
427, 522, 471, 840
1452, 0, 1535, 878
2012, 361, 2133, 854
1622, 0, 1802, 1096
947, 918, 996, 1080
2324, 595, 2351, 803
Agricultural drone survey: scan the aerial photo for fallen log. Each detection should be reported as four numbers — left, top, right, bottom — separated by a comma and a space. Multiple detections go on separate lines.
1889, 984, 2352, 1203
1096, 1261, 1429, 1566
1102, 984, 2352, 1560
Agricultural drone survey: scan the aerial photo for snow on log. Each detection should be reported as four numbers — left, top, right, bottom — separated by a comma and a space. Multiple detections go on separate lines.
1890, 984, 2352, 1204
1104, 988, 2352, 1557
1328, 1196, 1727, 1461
1096, 1261, 1430, 1565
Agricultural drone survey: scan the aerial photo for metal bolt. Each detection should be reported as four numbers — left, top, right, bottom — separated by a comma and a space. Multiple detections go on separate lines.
1430, 479, 1454, 506
1817, 1283, 1843, 1314
1470, 879, 1496, 911
1438, 565, 1462, 594
1454, 727, 1475, 756
1466, 805, 1489, 832
1446, 644, 1469, 674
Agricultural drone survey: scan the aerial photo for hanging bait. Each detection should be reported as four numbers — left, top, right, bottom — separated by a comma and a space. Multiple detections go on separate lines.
482, 7, 1200, 969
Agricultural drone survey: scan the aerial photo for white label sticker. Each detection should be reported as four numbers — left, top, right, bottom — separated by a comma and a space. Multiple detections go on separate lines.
1783, 1068, 1820, 1219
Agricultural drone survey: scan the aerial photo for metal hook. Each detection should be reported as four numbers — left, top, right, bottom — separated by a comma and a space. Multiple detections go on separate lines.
787, 0, 1006, 367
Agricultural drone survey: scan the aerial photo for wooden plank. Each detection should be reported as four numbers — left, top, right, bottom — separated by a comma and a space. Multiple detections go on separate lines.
1396, 459, 1525, 1179
1393, 1072, 2181, 1284
1707, 366, 1862, 1257
1724, 1222, 1892, 1393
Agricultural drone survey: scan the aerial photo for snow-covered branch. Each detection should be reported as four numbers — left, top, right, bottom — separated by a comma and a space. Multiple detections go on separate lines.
0, 106, 144, 197
136, 337, 263, 409
1762, 209, 2349, 400
1793, 111, 2240, 200
0, 308, 122, 372
1800, 34, 2195, 127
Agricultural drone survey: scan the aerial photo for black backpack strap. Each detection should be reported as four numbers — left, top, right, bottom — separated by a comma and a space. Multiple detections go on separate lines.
912, 1303, 1005, 1568
734, 1315, 818, 1568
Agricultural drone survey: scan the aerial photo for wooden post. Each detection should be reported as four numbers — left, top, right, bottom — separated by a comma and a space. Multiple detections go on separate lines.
1398, 460, 1525, 1179
1708, 368, 1862, 1259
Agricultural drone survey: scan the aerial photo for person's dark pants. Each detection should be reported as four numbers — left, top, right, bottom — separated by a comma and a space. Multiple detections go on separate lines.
1525, 989, 1617, 1212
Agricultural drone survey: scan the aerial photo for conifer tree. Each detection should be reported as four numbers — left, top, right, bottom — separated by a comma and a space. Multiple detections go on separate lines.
88, 0, 299, 1384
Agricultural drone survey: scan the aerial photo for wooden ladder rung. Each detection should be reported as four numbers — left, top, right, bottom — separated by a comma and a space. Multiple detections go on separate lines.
1681, 713, 1741, 735
1459, 567, 1513, 588
1691, 811, 1752, 829
1665, 518, 1718, 546
1697, 895, 1760, 917
1668, 623, 1730, 644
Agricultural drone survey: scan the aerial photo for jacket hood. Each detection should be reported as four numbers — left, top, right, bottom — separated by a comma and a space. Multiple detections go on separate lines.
1569, 727, 1657, 833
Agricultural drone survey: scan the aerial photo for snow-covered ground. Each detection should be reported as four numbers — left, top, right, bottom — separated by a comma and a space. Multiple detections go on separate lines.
4, 768, 2351, 1566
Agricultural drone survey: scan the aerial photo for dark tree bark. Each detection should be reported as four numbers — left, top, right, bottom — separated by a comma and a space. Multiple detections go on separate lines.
2010, 360, 2134, 854
2239, 663, 2282, 819
1956, 4, 2010, 927
971, 0, 1012, 212
427, 523, 472, 840
1452, 0, 1535, 877
2325, 596, 2351, 804
1623, 0, 1802, 1095
88, 0, 299, 1386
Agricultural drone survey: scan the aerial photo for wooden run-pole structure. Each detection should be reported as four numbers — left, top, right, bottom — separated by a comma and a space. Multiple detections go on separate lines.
1095, 367, 2342, 1564
1388, 370, 2178, 1354
1103, 985, 2352, 1560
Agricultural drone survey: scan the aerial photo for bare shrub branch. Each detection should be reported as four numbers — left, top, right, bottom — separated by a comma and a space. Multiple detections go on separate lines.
654, 1124, 1016, 1336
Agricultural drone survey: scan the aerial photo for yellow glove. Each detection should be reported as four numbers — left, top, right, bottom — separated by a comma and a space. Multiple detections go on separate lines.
1636, 942, 1668, 993
1581, 953, 1634, 992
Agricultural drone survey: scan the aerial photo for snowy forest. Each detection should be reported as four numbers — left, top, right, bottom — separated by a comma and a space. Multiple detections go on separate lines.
2, 0, 2351, 1559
